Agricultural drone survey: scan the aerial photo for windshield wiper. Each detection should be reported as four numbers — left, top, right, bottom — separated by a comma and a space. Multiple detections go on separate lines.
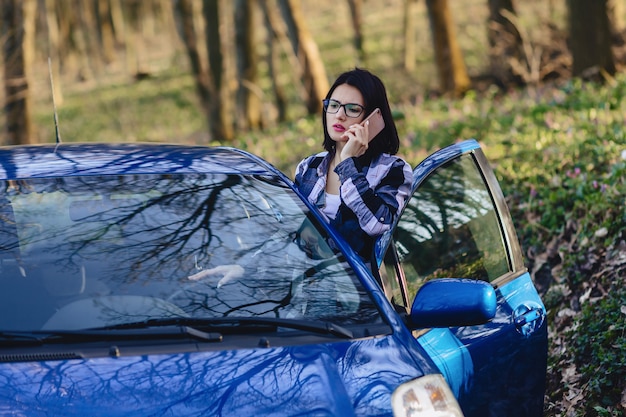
0, 326, 223, 345
0, 331, 47, 345
99, 316, 354, 339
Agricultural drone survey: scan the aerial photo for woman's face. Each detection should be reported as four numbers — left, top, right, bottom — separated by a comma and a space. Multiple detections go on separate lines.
325, 84, 365, 145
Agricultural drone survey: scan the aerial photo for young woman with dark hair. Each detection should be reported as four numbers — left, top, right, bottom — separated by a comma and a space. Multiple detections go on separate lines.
295, 68, 412, 261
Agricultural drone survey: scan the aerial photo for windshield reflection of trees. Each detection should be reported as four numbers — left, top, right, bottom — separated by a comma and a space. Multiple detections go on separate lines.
4, 173, 373, 326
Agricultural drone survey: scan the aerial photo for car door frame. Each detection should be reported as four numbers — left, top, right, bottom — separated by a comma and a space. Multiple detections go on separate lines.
373, 139, 547, 417
375, 139, 526, 285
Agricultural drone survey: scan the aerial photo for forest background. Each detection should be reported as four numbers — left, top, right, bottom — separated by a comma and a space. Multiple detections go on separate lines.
1, 1, 625, 416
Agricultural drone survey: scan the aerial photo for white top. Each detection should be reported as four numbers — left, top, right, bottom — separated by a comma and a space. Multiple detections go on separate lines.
322, 193, 340, 220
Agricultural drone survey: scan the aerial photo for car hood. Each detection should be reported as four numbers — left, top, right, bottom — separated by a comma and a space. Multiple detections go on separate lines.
0, 335, 431, 416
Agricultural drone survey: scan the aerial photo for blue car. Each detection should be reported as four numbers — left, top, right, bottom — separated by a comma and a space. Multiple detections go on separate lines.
0, 140, 546, 416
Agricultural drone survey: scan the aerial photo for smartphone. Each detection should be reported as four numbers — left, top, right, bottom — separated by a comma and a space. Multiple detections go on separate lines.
362, 108, 385, 142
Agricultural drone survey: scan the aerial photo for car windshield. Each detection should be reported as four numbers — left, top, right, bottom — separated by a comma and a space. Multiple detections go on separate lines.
0, 173, 380, 332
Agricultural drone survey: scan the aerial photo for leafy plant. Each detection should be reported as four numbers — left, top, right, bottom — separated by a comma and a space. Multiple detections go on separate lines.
568, 285, 626, 417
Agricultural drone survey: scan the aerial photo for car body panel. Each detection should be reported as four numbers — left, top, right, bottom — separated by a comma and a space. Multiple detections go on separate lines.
0, 144, 270, 179
413, 327, 473, 398
0, 336, 435, 417
457, 272, 547, 417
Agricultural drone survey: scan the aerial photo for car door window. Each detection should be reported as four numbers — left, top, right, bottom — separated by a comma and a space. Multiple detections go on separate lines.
391, 154, 509, 300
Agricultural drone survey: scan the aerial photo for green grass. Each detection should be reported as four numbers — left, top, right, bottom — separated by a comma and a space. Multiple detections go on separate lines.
34, 68, 204, 144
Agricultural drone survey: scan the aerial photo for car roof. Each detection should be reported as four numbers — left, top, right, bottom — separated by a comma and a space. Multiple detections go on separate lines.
0, 143, 276, 180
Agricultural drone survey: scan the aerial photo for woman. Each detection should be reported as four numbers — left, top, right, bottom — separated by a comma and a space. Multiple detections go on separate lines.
294, 68, 413, 261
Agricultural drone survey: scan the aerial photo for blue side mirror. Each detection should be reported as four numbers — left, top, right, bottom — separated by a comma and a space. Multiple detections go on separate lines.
408, 279, 497, 328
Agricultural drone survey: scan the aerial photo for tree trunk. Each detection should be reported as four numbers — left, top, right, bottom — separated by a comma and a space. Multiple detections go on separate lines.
203, 0, 234, 141
487, 0, 525, 85
425, 0, 470, 96
55, 0, 72, 69
97, 0, 116, 65
235, 0, 262, 130
76, 0, 99, 79
346, 0, 365, 63
567, 0, 616, 80
260, 0, 289, 123
126, 0, 150, 78
403, 0, 419, 71
2, 0, 36, 145
156, 0, 180, 47
176, 0, 213, 119
55, 0, 86, 79
109, 0, 126, 45
607, 0, 625, 40
141, 0, 156, 37
278, 0, 328, 115
52, 0, 97, 81
22, 0, 36, 94
45, 0, 63, 105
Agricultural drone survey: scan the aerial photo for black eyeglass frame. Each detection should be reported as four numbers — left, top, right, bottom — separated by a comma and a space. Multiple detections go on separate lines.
322, 99, 365, 118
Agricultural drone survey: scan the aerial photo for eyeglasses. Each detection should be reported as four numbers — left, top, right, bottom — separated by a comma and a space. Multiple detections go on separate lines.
322, 99, 364, 118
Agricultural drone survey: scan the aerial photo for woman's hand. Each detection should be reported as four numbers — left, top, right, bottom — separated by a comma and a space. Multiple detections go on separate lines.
340, 119, 370, 160
188, 264, 245, 288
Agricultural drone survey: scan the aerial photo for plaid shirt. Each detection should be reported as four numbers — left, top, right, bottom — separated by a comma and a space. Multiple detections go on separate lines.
294, 151, 412, 260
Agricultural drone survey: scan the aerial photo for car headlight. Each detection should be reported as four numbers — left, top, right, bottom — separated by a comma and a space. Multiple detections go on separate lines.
391, 374, 464, 417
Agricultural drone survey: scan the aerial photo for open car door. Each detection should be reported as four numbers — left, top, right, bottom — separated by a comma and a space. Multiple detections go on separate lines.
375, 139, 547, 417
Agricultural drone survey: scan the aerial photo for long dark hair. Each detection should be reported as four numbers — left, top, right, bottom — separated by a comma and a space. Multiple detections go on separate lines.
322, 68, 400, 156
